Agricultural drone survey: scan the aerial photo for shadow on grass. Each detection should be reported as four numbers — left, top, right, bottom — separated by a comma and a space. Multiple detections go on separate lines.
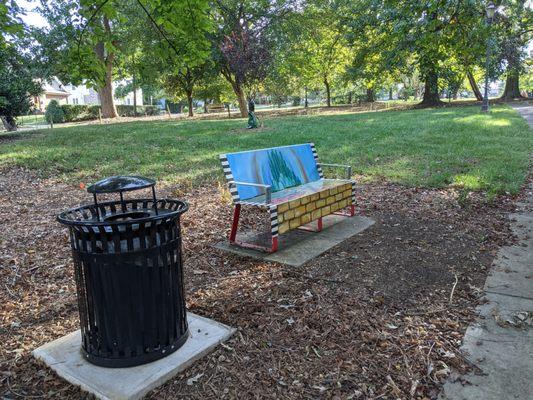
0, 105, 531, 195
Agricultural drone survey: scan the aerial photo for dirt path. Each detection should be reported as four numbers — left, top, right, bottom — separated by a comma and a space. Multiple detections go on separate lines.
0, 168, 518, 399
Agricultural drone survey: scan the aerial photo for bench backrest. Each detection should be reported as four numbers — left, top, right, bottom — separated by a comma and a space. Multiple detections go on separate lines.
220, 143, 323, 201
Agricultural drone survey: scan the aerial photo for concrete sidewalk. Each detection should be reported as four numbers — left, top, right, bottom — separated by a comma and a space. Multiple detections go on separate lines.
441, 103, 533, 400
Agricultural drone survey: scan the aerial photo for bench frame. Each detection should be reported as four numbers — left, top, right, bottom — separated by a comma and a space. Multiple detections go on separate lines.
221, 143, 356, 253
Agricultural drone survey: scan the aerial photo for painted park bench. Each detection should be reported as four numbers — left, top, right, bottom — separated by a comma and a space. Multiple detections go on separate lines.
220, 143, 356, 253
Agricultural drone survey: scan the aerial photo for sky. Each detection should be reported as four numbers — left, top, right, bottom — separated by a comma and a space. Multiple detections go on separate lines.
18, 0, 49, 29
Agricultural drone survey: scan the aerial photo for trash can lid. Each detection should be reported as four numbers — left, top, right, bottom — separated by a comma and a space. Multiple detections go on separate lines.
87, 176, 156, 194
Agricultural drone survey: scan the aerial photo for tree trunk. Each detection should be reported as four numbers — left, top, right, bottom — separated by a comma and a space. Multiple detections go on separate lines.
94, 17, 118, 119
324, 77, 331, 107
98, 68, 118, 119
500, 69, 523, 100
221, 69, 248, 117
186, 91, 194, 117
366, 88, 375, 102
420, 69, 443, 107
203, 99, 208, 113
466, 70, 483, 101
133, 73, 137, 116
1, 115, 17, 131
388, 87, 393, 100
347, 92, 352, 104
452, 87, 459, 100
234, 85, 247, 117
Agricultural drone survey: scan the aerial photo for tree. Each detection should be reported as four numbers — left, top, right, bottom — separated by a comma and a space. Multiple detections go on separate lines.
194, 69, 234, 111
466, 69, 484, 101
282, 0, 350, 107
127, 0, 213, 117
211, 0, 291, 116
163, 63, 210, 117
36, 0, 120, 118
0, 1, 22, 48
345, 36, 400, 103
219, 29, 271, 114
344, 0, 487, 107
493, 0, 532, 100
0, 46, 42, 131
36, 0, 211, 118
0, 3, 42, 131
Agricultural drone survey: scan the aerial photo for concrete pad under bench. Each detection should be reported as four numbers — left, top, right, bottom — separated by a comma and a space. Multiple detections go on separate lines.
215, 214, 375, 266
32, 313, 235, 400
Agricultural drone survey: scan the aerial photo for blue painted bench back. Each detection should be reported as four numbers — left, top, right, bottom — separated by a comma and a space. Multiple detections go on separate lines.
220, 143, 322, 201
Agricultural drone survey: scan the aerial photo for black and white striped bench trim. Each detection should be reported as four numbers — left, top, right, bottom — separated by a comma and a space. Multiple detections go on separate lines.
310, 142, 324, 179
219, 154, 240, 203
270, 205, 279, 237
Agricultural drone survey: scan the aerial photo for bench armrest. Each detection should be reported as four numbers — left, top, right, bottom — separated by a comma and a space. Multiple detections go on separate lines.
318, 163, 352, 179
229, 181, 272, 204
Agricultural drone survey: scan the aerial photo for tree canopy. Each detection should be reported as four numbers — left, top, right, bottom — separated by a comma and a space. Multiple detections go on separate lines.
2, 0, 531, 124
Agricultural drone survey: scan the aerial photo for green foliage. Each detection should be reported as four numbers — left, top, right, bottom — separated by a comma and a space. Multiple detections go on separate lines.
58, 104, 161, 122
116, 105, 161, 117
195, 74, 234, 104
343, 0, 489, 105
25, 0, 533, 112
45, 100, 65, 123
0, 2, 42, 130
35, 0, 212, 118
0, 45, 42, 130
0, 0, 23, 48
279, 0, 351, 99
61, 105, 88, 122
491, 0, 532, 77
60, 104, 99, 122
114, 82, 134, 99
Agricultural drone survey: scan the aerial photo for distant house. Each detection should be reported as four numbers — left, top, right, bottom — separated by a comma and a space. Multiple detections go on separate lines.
34, 77, 143, 112
33, 77, 70, 111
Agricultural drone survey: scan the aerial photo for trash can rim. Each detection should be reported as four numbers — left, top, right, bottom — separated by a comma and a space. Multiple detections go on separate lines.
57, 198, 188, 227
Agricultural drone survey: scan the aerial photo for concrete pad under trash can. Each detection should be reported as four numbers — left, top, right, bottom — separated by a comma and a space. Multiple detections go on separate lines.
214, 215, 375, 266
32, 313, 235, 400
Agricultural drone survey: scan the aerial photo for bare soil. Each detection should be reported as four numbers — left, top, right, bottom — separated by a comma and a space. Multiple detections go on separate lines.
0, 168, 519, 399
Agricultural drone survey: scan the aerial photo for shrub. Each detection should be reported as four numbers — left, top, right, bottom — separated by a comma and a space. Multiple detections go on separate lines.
87, 106, 101, 119
59, 105, 101, 122
61, 105, 87, 122
116, 105, 161, 117
45, 100, 65, 123
144, 106, 161, 116
50, 104, 160, 122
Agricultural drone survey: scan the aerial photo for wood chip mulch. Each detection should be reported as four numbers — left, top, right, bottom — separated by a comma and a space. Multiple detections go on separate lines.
0, 168, 520, 399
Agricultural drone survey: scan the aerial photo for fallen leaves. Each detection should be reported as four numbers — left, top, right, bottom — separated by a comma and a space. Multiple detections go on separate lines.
0, 167, 523, 399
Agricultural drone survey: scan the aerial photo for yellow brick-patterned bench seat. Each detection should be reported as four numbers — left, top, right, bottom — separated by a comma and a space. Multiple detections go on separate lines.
271, 181, 353, 234
219, 143, 356, 253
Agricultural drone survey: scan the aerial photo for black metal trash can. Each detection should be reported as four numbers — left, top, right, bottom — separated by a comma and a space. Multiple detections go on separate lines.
57, 176, 189, 368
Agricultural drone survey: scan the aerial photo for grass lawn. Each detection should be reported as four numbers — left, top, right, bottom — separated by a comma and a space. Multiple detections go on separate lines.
15, 114, 47, 126
1, 105, 531, 195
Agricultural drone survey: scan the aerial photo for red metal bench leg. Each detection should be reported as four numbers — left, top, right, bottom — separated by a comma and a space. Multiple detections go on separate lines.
271, 236, 278, 252
229, 204, 241, 243
229, 204, 279, 253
